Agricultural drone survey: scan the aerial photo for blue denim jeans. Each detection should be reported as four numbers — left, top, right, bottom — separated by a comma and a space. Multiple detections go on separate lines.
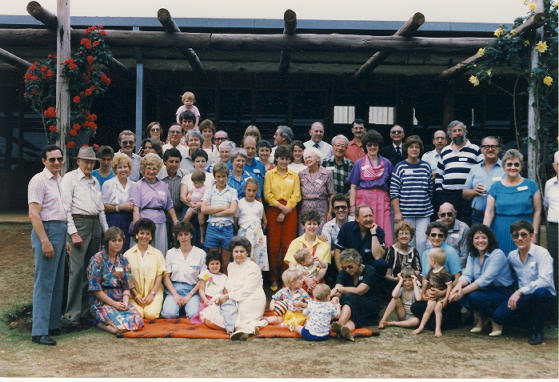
459, 286, 513, 319
161, 282, 200, 319
205, 223, 234, 249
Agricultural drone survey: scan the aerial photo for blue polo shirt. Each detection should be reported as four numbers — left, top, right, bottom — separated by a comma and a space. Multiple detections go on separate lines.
92, 169, 114, 190
335, 221, 385, 266
227, 159, 265, 196
227, 170, 259, 199
463, 160, 505, 211
421, 242, 462, 278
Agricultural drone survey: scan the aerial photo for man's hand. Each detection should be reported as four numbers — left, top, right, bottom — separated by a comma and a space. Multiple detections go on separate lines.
41, 240, 54, 258
71, 233, 83, 249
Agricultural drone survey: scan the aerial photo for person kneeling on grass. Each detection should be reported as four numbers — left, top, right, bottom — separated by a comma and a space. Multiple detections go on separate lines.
413, 248, 452, 337
379, 265, 421, 329
291, 284, 341, 341
266, 268, 311, 327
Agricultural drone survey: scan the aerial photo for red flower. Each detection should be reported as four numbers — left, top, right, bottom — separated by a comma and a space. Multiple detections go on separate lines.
93, 144, 100, 149
30, 75, 38, 81
44, 107, 56, 118
82, 144, 89, 147
89, 122, 98, 131
100, 73, 111, 85
72, 123, 81, 131
98, 24, 103, 29
65, 57, 74, 64
48, 125, 57, 133
100, 30, 106, 36
24, 92, 29, 97
73, 96, 81, 104
46, 70, 53, 78
24, 72, 32, 80
67, 141, 76, 149
85, 88, 93, 96
87, 56, 94, 65
40, 65, 47, 72
80, 38, 92, 50
93, 41, 100, 46
69, 129, 78, 137
88, 113, 97, 121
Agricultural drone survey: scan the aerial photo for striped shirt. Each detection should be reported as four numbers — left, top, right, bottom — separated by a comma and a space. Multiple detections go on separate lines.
435, 141, 482, 191
390, 160, 434, 218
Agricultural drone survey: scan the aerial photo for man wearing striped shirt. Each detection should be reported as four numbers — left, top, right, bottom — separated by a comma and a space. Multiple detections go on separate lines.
435, 121, 482, 226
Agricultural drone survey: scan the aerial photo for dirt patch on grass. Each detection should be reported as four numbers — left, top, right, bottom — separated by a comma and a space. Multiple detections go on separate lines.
0, 223, 557, 378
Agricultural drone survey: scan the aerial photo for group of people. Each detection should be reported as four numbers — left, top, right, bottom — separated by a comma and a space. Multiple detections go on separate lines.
28, 101, 558, 346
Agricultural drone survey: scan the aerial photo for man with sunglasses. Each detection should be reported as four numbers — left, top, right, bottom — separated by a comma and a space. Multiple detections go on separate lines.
462, 136, 505, 226
117, 130, 141, 181
430, 202, 469, 267
28, 145, 70, 345
380, 124, 406, 166
493, 220, 556, 345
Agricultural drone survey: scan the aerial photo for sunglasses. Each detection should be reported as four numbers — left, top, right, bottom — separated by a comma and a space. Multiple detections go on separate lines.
47, 157, 64, 163
429, 233, 445, 238
391, 131, 403, 134
121, 140, 135, 146
505, 162, 521, 168
215, 137, 227, 141
334, 205, 348, 210
481, 145, 499, 150
168, 130, 181, 135
439, 212, 454, 218
512, 232, 530, 239
150, 127, 160, 132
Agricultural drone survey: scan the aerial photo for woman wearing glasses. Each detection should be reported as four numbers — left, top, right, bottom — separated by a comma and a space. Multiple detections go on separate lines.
483, 149, 541, 255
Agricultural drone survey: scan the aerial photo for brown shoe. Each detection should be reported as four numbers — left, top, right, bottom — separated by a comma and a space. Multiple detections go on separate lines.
340, 326, 355, 342
331, 322, 342, 336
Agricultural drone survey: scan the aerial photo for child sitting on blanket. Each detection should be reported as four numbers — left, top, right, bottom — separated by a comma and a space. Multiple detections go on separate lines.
291, 284, 340, 341
378, 265, 421, 329
293, 248, 328, 289
196, 251, 227, 325
266, 268, 310, 327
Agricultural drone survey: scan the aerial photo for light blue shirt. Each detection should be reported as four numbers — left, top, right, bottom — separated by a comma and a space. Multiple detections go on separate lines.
508, 244, 556, 296
202, 184, 238, 224
421, 243, 462, 277
463, 160, 505, 211
459, 248, 513, 288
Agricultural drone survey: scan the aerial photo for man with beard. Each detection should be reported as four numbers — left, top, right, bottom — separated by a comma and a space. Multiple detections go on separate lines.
435, 121, 482, 226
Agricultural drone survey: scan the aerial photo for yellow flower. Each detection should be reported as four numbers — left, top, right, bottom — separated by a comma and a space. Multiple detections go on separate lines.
469, 75, 480, 87
510, 29, 516, 35
536, 41, 548, 53
528, 2, 536, 10
477, 48, 485, 57
554, 1, 559, 8
487, 69, 492, 76
524, 40, 530, 47
543, 76, 553, 86
494, 27, 504, 37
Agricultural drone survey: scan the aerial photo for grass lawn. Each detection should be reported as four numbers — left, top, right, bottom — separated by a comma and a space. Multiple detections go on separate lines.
0, 223, 557, 378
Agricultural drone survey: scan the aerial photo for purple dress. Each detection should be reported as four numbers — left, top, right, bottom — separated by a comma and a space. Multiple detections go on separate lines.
298, 166, 334, 234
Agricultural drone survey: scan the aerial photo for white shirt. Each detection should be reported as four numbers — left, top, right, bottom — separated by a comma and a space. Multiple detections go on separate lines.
321, 216, 354, 248
304, 140, 333, 161
102, 177, 135, 206
236, 198, 264, 227
162, 143, 190, 171
544, 176, 559, 223
421, 149, 441, 173
165, 246, 207, 285
288, 162, 307, 174
61, 168, 108, 235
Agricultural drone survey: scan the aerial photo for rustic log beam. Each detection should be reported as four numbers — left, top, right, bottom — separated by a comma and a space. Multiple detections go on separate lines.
26, 1, 130, 77
440, 12, 545, 79
0, 47, 32, 69
279, 9, 297, 79
353, 12, 424, 80
157, 8, 206, 79
0, 29, 496, 53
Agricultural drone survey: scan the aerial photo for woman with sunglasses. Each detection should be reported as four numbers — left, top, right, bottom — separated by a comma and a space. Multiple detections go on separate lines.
483, 149, 541, 255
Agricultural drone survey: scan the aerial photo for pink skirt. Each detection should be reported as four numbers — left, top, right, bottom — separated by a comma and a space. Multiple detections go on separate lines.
355, 188, 393, 246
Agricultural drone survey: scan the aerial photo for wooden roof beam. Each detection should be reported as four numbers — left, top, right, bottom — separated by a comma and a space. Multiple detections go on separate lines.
26, 1, 130, 77
157, 8, 206, 79
440, 12, 546, 79
0, 47, 32, 70
353, 12, 424, 81
278, 9, 297, 79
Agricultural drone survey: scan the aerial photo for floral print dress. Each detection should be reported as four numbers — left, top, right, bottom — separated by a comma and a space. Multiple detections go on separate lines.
87, 250, 144, 331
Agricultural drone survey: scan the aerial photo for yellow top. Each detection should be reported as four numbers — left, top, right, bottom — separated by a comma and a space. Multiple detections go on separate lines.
263, 168, 302, 209
284, 234, 331, 265
124, 244, 166, 298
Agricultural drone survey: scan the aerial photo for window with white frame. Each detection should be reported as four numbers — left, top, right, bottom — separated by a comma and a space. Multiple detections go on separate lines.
368, 106, 395, 125
333, 105, 355, 124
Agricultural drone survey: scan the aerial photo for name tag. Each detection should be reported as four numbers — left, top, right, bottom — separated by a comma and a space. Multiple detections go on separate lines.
286, 178, 294, 183
459, 157, 468, 162
404, 169, 414, 175
364, 248, 371, 253
157, 191, 166, 197
253, 169, 260, 174
451, 233, 460, 238
517, 186, 528, 191
115, 267, 123, 273
316, 179, 322, 185
362, 164, 370, 170
492, 176, 502, 182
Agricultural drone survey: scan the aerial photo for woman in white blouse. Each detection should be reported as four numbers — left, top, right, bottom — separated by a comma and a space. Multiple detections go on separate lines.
161, 221, 207, 319
102, 153, 135, 251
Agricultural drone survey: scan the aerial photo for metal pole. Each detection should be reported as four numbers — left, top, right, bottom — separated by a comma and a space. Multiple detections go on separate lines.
134, 26, 143, 152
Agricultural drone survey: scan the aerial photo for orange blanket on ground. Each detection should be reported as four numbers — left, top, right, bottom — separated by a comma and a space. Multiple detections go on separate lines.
123, 312, 373, 339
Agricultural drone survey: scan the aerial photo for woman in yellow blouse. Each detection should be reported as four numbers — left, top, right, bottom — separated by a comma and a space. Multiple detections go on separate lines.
264, 144, 301, 291
124, 218, 166, 319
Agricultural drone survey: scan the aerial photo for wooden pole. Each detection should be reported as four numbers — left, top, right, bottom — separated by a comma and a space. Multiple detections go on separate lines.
56, 0, 70, 172
0, 47, 32, 69
157, 8, 206, 79
0, 28, 495, 53
440, 12, 546, 79
134, 26, 143, 151
353, 12, 424, 80
278, 9, 297, 79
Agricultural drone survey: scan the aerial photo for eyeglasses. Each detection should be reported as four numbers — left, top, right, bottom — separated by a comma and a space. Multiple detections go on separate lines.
429, 233, 445, 238
505, 162, 521, 168
333, 205, 348, 210
439, 212, 454, 218
481, 145, 499, 150
391, 131, 404, 134
150, 127, 160, 132
512, 232, 530, 239
215, 136, 227, 141
47, 157, 64, 163
121, 140, 134, 146
168, 130, 181, 135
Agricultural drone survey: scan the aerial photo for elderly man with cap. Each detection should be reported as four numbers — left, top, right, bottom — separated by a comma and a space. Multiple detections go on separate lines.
61, 146, 108, 327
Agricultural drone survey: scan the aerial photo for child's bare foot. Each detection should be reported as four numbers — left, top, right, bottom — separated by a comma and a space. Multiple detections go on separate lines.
412, 327, 423, 335
378, 321, 386, 329
434, 330, 442, 337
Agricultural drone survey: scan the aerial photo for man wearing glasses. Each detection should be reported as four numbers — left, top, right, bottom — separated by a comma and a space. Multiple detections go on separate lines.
28, 145, 69, 345
380, 124, 406, 166
117, 130, 141, 181
462, 136, 505, 226
430, 202, 470, 267
162, 124, 189, 170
